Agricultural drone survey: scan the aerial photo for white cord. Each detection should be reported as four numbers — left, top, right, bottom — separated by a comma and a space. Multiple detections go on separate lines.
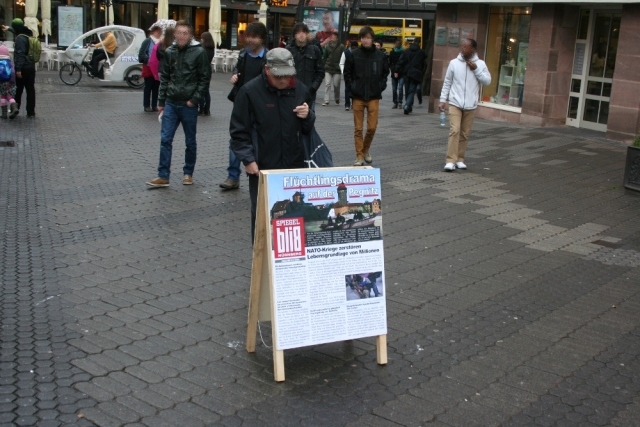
257, 321, 272, 348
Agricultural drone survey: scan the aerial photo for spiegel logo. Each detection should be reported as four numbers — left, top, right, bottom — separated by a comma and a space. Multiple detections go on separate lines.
273, 218, 305, 259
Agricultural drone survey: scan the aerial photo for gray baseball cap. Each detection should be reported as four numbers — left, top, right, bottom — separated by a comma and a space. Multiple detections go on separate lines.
266, 48, 296, 77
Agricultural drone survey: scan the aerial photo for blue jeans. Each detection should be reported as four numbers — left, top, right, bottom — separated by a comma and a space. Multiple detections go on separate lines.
227, 144, 241, 181
392, 76, 404, 105
404, 80, 419, 113
158, 102, 198, 179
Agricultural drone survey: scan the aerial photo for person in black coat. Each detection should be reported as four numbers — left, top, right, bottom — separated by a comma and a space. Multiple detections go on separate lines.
286, 23, 324, 110
7, 18, 36, 117
343, 26, 389, 166
395, 41, 426, 114
230, 48, 315, 242
220, 22, 269, 191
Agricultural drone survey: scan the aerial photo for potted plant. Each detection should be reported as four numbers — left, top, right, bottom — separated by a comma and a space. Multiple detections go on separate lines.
623, 135, 640, 191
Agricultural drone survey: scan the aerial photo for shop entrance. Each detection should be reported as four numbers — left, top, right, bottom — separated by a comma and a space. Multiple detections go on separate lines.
567, 9, 621, 131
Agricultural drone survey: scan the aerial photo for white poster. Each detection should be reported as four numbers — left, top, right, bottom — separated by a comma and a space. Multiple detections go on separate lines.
57, 6, 84, 49
266, 168, 387, 350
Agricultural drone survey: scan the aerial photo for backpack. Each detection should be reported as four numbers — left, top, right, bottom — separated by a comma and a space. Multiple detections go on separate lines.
18, 34, 42, 63
0, 58, 12, 82
138, 38, 154, 65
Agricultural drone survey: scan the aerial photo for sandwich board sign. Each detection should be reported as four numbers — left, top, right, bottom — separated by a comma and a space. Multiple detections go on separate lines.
246, 167, 388, 382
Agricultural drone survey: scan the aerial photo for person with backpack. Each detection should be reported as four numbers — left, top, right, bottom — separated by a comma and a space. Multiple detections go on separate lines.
0, 45, 19, 119
140, 22, 163, 112
9, 18, 37, 118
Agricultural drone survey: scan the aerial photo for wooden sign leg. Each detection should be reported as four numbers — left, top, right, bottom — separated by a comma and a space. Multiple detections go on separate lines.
273, 349, 285, 382
376, 335, 388, 365
246, 175, 268, 353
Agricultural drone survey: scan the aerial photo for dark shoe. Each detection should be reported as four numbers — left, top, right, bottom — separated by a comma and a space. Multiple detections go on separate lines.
335, 99, 339, 105
204, 110, 211, 116
152, 108, 158, 112
219, 178, 239, 190
146, 177, 170, 187
27, 114, 35, 119
392, 104, 398, 109
404, 109, 410, 115
9, 103, 19, 119
144, 107, 154, 112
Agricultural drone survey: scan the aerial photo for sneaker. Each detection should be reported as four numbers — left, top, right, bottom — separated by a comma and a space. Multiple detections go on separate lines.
183, 175, 194, 185
219, 178, 240, 190
353, 157, 364, 166
144, 107, 154, 112
455, 161, 467, 170
345, 106, 350, 111
146, 177, 170, 187
444, 163, 455, 172
392, 104, 398, 109
322, 101, 330, 106
9, 103, 19, 119
363, 152, 372, 164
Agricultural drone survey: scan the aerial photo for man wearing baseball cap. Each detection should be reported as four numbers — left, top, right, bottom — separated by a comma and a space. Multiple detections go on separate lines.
229, 47, 315, 242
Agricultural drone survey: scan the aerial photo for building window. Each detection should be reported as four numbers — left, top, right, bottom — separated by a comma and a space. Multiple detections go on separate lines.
482, 6, 531, 108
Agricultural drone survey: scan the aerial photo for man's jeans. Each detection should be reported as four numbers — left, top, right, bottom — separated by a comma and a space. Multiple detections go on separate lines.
227, 145, 241, 181
158, 102, 198, 179
392, 75, 404, 106
352, 98, 380, 158
404, 80, 418, 113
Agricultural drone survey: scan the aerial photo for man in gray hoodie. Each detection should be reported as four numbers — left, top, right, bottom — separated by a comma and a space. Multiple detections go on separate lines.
439, 38, 491, 172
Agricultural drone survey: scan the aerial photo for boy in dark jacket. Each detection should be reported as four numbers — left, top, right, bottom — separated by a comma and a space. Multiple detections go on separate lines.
230, 48, 315, 242
395, 41, 426, 115
220, 22, 268, 191
388, 39, 404, 109
287, 23, 324, 109
344, 26, 389, 166
8, 18, 36, 118
146, 21, 211, 188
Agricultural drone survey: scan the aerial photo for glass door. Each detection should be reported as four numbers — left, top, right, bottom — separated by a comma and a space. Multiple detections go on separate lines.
567, 10, 620, 131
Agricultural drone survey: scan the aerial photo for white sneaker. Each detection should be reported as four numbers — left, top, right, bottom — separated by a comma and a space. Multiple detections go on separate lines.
456, 161, 467, 170
444, 163, 455, 172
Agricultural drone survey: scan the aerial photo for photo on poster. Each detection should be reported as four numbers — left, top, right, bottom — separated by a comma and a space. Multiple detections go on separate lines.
268, 169, 382, 248
345, 272, 383, 301
302, 8, 341, 44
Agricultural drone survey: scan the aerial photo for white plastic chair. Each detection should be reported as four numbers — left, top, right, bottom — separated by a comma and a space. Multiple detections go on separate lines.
212, 56, 224, 73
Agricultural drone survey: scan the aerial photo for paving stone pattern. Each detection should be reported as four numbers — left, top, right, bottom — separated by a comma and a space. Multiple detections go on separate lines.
1, 70, 639, 426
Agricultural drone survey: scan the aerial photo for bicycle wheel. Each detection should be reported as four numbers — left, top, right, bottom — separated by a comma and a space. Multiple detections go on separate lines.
125, 66, 144, 89
59, 63, 82, 85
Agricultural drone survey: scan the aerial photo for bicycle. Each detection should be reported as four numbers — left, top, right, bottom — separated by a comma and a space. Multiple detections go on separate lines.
59, 46, 144, 89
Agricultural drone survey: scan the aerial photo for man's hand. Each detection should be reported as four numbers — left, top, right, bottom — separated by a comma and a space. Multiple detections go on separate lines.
1, 25, 9, 31
393, 73, 398, 78
230, 73, 239, 84
438, 102, 446, 111
186, 100, 195, 108
245, 162, 259, 175
466, 60, 477, 71
157, 107, 164, 115
16, 71, 22, 79
293, 103, 309, 119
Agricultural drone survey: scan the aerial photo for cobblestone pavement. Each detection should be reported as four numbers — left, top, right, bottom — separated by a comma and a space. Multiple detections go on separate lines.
1, 69, 640, 427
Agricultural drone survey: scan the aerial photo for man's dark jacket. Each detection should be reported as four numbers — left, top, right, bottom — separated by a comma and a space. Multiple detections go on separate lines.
230, 72, 316, 170
158, 40, 211, 107
395, 43, 426, 83
344, 45, 389, 101
13, 24, 36, 73
286, 42, 324, 94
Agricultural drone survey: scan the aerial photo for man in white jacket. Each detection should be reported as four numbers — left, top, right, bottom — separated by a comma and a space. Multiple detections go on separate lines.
439, 38, 491, 172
